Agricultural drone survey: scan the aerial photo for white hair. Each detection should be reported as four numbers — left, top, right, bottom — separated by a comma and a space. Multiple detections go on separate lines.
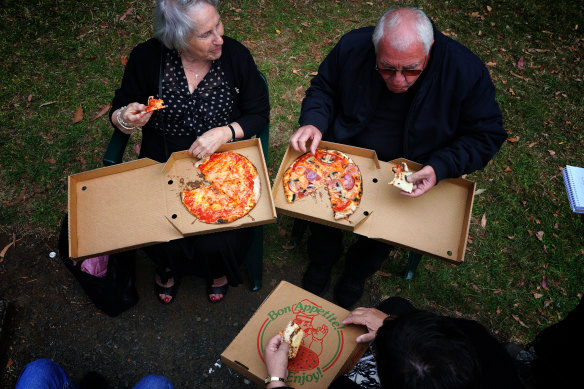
372, 8, 433, 54
153, 0, 219, 51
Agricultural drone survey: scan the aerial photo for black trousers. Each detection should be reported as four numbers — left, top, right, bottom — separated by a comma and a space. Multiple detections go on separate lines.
306, 222, 392, 282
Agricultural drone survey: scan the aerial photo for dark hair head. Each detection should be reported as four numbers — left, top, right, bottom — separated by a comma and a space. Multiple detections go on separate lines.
374, 310, 481, 389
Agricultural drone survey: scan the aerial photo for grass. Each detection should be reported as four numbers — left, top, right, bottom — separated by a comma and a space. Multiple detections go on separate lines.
1, 0, 583, 344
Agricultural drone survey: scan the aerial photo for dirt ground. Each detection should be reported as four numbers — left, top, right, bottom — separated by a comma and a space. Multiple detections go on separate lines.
0, 231, 374, 388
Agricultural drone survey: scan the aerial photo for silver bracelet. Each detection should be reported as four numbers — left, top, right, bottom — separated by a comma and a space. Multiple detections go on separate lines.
116, 106, 137, 131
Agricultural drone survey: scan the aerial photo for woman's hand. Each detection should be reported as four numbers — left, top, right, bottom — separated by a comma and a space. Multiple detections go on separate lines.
342, 307, 390, 343
115, 103, 153, 133
263, 334, 289, 388
189, 125, 236, 159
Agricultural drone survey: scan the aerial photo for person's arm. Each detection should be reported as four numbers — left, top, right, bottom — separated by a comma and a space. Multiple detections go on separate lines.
424, 63, 506, 183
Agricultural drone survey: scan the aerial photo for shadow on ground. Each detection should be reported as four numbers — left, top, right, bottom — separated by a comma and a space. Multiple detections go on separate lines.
0, 232, 374, 388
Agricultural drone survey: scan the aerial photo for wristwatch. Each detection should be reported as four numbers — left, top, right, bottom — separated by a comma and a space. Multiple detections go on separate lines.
264, 376, 286, 384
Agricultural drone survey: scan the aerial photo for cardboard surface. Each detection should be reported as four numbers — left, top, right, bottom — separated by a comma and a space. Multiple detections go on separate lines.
68, 139, 276, 259
221, 281, 367, 388
272, 141, 475, 263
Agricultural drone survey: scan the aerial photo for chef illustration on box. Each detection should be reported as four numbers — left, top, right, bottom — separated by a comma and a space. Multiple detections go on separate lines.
290, 299, 329, 371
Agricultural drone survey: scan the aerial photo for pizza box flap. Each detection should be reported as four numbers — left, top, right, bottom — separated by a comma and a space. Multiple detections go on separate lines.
68, 139, 276, 259
272, 142, 475, 263
161, 139, 277, 236
221, 281, 368, 388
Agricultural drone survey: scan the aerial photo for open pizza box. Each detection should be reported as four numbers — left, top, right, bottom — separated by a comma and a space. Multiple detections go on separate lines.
68, 138, 276, 260
272, 141, 475, 263
221, 280, 368, 388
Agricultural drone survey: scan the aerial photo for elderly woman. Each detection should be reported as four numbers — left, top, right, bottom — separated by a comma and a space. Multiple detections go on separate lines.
109, 0, 269, 304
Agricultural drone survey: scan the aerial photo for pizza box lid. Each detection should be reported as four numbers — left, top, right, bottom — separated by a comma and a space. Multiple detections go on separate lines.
220, 280, 368, 388
68, 138, 276, 260
272, 141, 475, 263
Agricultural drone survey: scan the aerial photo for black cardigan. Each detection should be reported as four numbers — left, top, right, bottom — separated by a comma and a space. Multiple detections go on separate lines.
109, 36, 269, 146
299, 26, 506, 182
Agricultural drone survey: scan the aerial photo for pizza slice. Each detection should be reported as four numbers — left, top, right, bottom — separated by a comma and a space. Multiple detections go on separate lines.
326, 162, 362, 219
389, 162, 413, 193
142, 96, 166, 113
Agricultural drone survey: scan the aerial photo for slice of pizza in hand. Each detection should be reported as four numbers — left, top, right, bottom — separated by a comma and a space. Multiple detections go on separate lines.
280, 320, 305, 359
142, 96, 166, 113
389, 162, 413, 193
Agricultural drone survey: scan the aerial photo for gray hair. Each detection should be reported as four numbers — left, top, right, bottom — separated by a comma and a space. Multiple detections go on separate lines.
372, 8, 433, 54
153, 0, 219, 52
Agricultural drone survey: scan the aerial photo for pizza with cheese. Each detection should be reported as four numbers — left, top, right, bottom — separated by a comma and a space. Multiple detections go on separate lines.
389, 162, 413, 193
181, 151, 260, 224
142, 96, 166, 113
282, 149, 362, 219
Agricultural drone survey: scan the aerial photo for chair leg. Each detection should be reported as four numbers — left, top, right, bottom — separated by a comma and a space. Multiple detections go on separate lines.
404, 252, 423, 280
245, 226, 263, 291
289, 219, 308, 247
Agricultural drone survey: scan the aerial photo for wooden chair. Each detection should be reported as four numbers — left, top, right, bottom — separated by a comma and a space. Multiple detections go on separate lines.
103, 71, 270, 291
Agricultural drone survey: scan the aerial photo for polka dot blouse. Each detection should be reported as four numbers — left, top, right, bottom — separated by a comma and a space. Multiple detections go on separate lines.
152, 49, 234, 137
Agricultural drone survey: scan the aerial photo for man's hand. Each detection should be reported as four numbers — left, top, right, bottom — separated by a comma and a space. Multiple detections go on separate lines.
342, 307, 389, 343
289, 125, 322, 154
402, 165, 437, 198
263, 334, 289, 388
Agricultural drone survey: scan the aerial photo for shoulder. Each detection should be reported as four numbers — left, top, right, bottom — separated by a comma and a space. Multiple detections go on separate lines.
336, 26, 375, 53
433, 30, 488, 79
130, 38, 163, 58
222, 35, 253, 57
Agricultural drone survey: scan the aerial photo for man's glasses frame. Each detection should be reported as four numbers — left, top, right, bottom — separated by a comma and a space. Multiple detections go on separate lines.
375, 65, 424, 77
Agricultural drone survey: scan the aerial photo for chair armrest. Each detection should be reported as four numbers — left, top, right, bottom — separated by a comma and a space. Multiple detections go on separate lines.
103, 129, 130, 166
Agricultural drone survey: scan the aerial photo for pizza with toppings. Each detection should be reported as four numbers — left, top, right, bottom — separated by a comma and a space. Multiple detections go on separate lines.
142, 96, 166, 113
181, 151, 260, 224
282, 149, 362, 219
389, 162, 413, 193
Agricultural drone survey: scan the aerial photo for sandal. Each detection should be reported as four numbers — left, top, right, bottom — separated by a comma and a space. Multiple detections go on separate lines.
155, 269, 178, 304
207, 281, 229, 304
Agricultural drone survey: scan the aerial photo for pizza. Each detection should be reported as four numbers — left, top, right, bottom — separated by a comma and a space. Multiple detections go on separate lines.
389, 162, 413, 193
282, 149, 362, 219
181, 151, 260, 224
142, 96, 166, 113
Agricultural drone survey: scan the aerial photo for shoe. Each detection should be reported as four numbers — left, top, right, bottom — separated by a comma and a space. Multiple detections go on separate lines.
301, 264, 331, 296
207, 281, 229, 304
333, 274, 365, 309
155, 269, 177, 304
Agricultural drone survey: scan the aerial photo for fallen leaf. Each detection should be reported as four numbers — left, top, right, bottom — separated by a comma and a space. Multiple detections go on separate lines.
40, 101, 57, 107
5, 359, 12, 369
512, 314, 530, 328
541, 275, 549, 290
480, 213, 487, 228
301, 22, 310, 28
45, 157, 56, 164
91, 104, 111, 121
536, 231, 544, 241
496, 306, 502, 314
533, 292, 543, 299
278, 228, 287, 236
275, 29, 281, 34
508, 87, 516, 95
507, 235, 515, 239
528, 142, 537, 148
72, 105, 84, 124
504, 166, 513, 172
120, 7, 133, 21
0, 235, 18, 260
487, 5, 493, 12
474, 188, 486, 195
9, 189, 25, 206
27, 94, 33, 102
507, 136, 519, 143
376, 271, 392, 277
548, 150, 556, 156
121, 55, 128, 66
282, 244, 296, 250
517, 56, 524, 70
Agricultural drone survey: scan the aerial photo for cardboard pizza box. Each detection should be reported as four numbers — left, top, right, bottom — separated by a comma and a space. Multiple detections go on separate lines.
221, 281, 368, 388
272, 141, 475, 263
68, 139, 276, 259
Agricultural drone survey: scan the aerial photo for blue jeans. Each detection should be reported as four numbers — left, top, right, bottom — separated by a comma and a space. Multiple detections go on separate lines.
16, 359, 174, 389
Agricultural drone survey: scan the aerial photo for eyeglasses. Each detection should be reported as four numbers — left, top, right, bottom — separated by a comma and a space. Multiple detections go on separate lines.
375, 65, 424, 77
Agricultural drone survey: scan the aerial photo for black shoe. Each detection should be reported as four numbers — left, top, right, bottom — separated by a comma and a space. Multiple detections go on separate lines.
334, 274, 365, 309
207, 281, 229, 304
79, 371, 109, 389
155, 269, 178, 304
301, 264, 331, 296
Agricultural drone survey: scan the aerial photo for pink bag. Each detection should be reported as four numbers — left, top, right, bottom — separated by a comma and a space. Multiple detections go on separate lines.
78, 255, 109, 278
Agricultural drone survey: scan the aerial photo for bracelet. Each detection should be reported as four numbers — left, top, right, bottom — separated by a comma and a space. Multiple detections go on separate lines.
264, 376, 286, 384
116, 106, 137, 131
227, 124, 236, 142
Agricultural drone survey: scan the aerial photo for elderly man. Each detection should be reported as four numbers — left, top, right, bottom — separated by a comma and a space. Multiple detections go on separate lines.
289, 8, 506, 308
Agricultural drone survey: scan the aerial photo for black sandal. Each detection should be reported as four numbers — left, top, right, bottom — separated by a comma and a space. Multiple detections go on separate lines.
155, 269, 178, 304
207, 281, 229, 304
